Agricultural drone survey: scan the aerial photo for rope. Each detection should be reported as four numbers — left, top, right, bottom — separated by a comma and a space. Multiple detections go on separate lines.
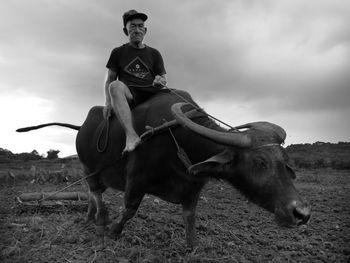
37, 169, 102, 202
96, 117, 111, 153
167, 124, 193, 169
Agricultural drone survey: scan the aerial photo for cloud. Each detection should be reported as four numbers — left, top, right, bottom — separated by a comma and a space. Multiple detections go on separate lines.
1, 0, 349, 156
162, 0, 350, 116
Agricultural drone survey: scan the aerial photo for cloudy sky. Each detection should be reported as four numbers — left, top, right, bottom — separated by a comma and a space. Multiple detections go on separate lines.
1, 0, 349, 157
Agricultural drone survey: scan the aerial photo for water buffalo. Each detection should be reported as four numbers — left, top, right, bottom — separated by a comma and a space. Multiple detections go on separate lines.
17, 90, 310, 247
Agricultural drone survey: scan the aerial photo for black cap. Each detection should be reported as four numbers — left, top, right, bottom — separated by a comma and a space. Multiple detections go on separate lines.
123, 10, 148, 27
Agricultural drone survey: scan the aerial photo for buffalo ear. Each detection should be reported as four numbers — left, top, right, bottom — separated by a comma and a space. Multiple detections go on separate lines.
188, 150, 233, 176
286, 164, 296, 179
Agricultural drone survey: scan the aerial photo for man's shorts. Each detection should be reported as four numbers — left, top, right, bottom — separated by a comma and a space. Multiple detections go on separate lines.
128, 85, 169, 109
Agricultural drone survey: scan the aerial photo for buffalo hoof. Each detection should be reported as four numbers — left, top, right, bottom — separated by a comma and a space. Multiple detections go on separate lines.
185, 243, 199, 253
96, 225, 105, 236
107, 223, 123, 239
91, 237, 106, 251
105, 218, 112, 225
84, 217, 96, 225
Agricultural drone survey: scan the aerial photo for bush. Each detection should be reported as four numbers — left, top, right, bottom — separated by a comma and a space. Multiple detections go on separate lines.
47, 150, 60, 160
286, 142, 350, 170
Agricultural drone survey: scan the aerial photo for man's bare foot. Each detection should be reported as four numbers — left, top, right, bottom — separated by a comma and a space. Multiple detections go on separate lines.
123, 135, 141, 154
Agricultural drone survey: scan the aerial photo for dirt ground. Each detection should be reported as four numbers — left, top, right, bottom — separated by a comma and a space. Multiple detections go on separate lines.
0, 165, 349, 262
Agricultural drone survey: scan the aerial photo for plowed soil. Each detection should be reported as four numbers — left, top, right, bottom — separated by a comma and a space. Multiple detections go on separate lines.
0, 167, 349, 262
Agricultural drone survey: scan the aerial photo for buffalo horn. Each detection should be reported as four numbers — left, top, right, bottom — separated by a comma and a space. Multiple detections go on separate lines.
234, 122, 286, 143
171, 103, 251, 147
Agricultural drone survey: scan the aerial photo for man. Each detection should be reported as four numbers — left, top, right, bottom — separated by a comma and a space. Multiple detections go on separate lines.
104, 10, 167, 153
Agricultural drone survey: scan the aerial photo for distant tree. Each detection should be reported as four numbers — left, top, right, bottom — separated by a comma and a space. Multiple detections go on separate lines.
314, 158, 325, 168
47, 149, 60, 160
298, 159, 311, 169
12, 149, 42, 162
30, 150, 42, 160
0, 148, 14, 163
293, 157, 302, 168
0, 148, 13, 156
313, 141, 325, 146
331, 159, 350, 170
31, 150, 39, 156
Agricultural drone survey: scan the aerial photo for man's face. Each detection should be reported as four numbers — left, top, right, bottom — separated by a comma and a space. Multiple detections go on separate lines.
126, 18, 146, 44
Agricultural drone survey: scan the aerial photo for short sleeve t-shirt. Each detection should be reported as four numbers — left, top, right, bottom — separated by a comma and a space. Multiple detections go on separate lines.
106, 44, 166, 89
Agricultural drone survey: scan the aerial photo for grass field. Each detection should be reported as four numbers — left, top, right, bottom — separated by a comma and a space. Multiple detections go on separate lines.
0, 160, 349, 262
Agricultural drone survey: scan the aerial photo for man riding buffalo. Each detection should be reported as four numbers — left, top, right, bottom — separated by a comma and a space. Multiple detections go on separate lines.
104, 10, 167, 153
16, 9, 311, 248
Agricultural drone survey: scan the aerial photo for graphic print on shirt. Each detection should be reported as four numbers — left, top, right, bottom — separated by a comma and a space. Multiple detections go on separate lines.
124, 57, 150, 79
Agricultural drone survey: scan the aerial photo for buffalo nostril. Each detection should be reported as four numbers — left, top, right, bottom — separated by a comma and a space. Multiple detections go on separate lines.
293, 206, 311, 225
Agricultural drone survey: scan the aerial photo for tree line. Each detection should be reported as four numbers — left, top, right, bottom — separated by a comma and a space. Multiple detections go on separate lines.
0, 148, 60, 163
286, 141, 350, 170
1, 141, 350, 169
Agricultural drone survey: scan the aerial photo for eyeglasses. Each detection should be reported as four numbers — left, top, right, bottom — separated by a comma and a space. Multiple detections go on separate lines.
129, 23, 145, 30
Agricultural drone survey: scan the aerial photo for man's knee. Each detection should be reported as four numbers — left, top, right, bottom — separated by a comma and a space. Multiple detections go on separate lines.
109, 81, 128, 96
109, 81, 133, 103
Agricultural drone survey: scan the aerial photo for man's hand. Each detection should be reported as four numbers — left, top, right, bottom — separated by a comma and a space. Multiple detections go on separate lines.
103, 103, 113, 119
153, 75, 167, 88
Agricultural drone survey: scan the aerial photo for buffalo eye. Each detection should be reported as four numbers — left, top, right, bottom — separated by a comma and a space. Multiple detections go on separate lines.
254, 157, 268, 170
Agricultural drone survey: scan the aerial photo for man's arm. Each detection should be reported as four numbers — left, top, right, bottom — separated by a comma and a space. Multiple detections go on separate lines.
104, 69, 117, 106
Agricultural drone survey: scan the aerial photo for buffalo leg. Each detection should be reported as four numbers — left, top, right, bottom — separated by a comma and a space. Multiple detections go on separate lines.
109, 184, 145, 237
182, 199, 199, 248
86, 192, 97, 223
83, 166, 109, 234
89, 189, 110, 235
83, 166, 98, 223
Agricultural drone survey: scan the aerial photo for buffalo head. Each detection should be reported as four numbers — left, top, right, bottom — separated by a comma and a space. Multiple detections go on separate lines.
172, 102, 311, 226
